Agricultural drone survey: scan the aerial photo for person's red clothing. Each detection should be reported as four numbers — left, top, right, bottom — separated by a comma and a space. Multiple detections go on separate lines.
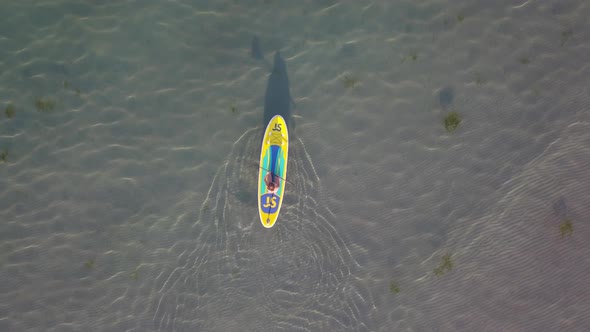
264, 172, 280, 192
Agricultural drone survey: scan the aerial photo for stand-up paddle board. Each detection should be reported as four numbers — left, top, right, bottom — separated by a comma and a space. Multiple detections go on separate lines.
258, 115, 289, 228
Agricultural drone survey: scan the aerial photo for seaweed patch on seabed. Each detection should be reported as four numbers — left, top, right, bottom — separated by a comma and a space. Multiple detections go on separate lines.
148, 128, 376, 331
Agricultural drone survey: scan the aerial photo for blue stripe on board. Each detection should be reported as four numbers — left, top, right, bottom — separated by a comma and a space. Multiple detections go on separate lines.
270, 145, 280, 177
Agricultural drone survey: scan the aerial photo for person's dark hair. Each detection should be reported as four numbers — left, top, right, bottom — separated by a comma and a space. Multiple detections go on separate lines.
268, 182, 275, 191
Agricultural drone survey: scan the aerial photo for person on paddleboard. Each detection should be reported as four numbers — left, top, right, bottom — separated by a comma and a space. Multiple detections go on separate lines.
264, 172, 280, 193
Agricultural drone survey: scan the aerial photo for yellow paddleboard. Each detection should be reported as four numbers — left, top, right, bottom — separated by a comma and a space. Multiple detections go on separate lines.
258, 115, 289, 228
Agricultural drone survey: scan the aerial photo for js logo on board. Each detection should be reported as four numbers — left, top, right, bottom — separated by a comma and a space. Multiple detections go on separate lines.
260, 194, 280, 213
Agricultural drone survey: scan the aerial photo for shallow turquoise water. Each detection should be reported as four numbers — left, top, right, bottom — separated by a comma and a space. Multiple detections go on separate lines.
1, 1, 590, 331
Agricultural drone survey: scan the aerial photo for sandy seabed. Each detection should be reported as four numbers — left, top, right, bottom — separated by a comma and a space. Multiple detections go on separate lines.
1, 0, 589, 331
